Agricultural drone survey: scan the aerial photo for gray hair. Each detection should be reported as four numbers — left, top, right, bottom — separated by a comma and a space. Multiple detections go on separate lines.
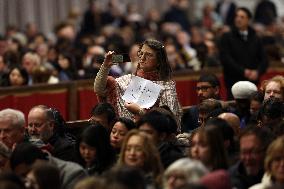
164, 158, 208, 188
0, 108, 25, 129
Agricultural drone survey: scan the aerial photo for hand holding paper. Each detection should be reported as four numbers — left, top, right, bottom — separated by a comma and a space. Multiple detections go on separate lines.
122, 76, 164, 109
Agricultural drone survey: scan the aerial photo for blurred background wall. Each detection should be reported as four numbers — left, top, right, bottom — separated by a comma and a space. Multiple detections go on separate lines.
0, 0, 283, 36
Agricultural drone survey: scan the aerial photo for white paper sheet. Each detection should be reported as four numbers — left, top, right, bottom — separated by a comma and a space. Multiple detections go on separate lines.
122, 76, 163, 108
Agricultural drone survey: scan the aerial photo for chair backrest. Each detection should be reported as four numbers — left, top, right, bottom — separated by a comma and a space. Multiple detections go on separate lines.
66, 119, 90, 139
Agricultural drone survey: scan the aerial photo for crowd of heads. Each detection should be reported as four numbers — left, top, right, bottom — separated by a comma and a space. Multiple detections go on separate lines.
1, 0, 284, 88
0, 74, 284, 188
1, 0, 284, 189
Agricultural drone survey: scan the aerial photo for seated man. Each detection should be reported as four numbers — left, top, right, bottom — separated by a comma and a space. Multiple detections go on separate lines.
0, 109, 26, 149
27, 105, 76, 162
257, 98, 284, 133
229, 126, 273, 189
261, 75, 284, 102
218, 112, 241, 137
197, 98, 223, 127
181, 73, 220, 132
89, 102, 116, 132
231, 81, 258, 129
137, 110, 184, 168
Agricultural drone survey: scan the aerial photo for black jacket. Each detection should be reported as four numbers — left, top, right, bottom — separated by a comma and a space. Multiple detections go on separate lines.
158, 141, 184, 169
48, 133, 76, 162
254, 0, 277, 25
219, 26, 268, 84
229, 161, 264, 189
181, 105, 199, 133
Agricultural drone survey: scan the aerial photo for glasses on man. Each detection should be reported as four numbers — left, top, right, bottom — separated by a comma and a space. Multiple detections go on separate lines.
240, 148, 265, 157
27, 122, 46, 129
195, 86, 214, 92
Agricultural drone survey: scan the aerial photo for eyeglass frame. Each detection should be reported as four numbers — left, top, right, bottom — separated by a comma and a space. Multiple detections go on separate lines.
195, 85, 215, 92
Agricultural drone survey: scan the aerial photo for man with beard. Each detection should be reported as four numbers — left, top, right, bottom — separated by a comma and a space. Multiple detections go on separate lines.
27, 105, 76, 162
181, 73, 220, 132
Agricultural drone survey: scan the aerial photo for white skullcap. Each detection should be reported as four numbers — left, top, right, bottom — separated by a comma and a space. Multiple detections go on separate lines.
231, 81, 257, 99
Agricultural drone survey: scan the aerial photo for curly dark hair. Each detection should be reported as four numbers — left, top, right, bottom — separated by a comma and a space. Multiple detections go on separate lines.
137, 39, 172, 80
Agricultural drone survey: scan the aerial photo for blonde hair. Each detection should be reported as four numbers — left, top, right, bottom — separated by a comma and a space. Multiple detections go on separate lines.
264, 135, 284, 175
118, 129, 163, 186
261, 75, 284, 98
73, 177, 105, 189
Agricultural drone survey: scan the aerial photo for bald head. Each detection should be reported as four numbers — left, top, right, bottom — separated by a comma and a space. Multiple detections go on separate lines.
27, 105, 55, 142
218, 113, 240, 136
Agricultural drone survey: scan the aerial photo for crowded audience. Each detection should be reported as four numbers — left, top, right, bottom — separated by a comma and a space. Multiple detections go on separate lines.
0, 0, 284, 189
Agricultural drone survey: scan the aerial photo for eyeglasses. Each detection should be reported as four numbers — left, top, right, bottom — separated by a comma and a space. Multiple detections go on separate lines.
137, 51, 155, 60
195, 86, 214, 92
240, 148, 265, 156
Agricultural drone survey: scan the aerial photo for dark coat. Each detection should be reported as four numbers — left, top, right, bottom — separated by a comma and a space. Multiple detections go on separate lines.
229, 161, 264, 189
158, 141, 184, 168
163, 6, 190, 30
254, 0, 277, 26
215, 1, 237, 26
48, 133, 76, 162
219, 26, 268, 97
181, 105, 199, 133
49, 155, 87, 189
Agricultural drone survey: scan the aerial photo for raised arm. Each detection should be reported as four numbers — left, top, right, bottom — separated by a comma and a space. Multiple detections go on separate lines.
94, 51, 115, 96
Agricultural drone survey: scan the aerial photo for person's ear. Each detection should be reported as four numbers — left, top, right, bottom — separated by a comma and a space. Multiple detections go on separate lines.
48, 121, 55, 131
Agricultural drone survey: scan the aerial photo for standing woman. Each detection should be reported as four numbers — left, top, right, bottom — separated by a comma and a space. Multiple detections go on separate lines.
117, 129, 164, 188
94, 39, 182, 124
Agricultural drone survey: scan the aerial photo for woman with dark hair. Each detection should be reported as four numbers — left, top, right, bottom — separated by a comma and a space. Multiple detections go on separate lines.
3, 66, 29, 87
189, 125, 228, 171
76, 124, 116, 175
55, 52, 77, 81
110, 117, 136, 152
94, 39, 182, 125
